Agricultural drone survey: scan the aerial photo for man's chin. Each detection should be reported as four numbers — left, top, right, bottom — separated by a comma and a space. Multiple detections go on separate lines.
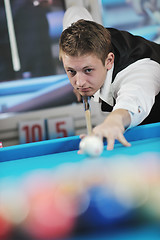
80, 92, 93, 97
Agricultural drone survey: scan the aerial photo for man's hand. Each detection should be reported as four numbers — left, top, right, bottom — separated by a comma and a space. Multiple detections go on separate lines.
93, 109, 131, 150
73, 89, 82, 102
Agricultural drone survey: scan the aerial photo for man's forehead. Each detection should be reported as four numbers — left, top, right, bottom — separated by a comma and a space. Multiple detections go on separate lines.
62, 53, 101, 68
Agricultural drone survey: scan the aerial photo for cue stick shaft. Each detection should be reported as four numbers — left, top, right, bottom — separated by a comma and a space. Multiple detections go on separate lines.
83, 96, 92, 135
4, 0, 21, 71
85, 109, 92, 135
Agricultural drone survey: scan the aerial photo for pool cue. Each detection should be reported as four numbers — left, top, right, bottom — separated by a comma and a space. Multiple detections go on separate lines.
83, 96, 92, 135
4, 0, 21, 72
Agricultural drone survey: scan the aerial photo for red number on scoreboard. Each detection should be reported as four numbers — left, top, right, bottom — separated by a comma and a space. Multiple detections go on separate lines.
22, 125, 30, 143
56, 121, 68, 138
22, 124, 43, 143
32, 124, 42, 142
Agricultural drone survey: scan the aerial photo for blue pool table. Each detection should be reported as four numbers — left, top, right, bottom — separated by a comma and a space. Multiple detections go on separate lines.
0, 122, 160, 240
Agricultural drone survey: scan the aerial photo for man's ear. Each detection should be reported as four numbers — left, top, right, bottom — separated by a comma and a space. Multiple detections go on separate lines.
105, 52, 114, 70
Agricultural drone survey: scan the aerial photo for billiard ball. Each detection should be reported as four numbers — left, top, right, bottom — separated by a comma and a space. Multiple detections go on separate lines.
79, 135, 104, 157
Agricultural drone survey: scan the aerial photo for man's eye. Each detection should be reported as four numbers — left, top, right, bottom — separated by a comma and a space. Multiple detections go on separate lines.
85, 69, 92, 73
67, 70, 76, 76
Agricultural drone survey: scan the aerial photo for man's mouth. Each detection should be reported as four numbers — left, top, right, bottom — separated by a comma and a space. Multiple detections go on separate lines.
79, 87, 91, 92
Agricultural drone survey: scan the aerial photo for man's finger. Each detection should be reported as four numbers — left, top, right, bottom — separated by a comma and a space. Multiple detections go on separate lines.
107, 138, 115, 150
118, 134, 131, 147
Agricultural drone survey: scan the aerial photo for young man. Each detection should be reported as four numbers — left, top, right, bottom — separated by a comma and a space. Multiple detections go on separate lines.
59, 7, 160, 150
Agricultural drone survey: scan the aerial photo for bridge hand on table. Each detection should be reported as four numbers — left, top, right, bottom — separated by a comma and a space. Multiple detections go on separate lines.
93, 109, 131, 150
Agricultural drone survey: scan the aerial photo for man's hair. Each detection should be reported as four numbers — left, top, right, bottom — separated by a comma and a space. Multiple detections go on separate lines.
59, 19, 112, 65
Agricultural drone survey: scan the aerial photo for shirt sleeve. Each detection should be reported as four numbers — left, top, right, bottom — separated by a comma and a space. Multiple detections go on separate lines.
112, 59, 160, 128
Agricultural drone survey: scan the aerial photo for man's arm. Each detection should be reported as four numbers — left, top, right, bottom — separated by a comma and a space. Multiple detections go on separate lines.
93, 109, 131, 150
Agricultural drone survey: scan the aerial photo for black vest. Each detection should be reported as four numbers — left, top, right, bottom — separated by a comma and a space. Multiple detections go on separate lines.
101, 28, 160, 125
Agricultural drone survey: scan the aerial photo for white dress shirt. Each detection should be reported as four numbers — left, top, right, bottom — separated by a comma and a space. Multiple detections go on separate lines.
94, 58, 160, 128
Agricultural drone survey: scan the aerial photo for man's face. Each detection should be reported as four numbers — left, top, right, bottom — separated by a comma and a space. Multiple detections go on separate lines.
62, 53, 109, 97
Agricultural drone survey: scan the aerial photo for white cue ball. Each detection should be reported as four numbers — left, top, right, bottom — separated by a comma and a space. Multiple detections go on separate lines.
79, 135, 103, 157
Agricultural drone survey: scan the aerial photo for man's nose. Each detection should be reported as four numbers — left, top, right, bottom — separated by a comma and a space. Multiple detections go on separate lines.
76, 73, 86, 87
